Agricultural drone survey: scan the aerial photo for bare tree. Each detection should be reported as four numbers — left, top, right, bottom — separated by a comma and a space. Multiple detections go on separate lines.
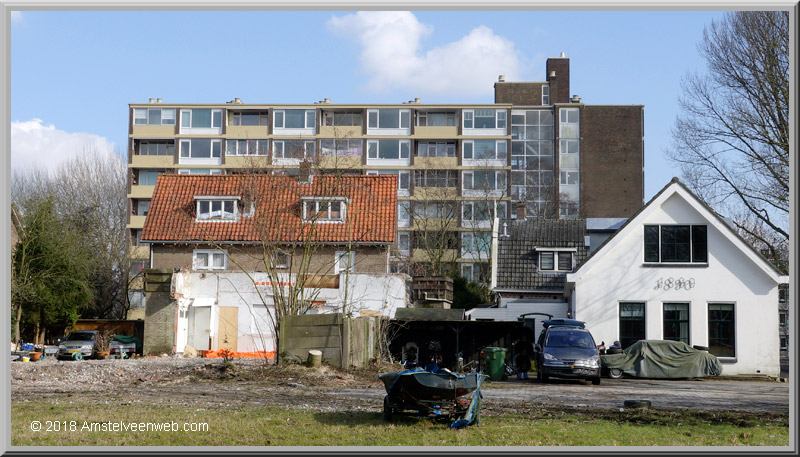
11, 147, 129, 325
667, 11, 789, 272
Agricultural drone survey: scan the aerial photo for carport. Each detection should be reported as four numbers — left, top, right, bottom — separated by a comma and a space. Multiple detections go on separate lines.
389, 309, 529, 370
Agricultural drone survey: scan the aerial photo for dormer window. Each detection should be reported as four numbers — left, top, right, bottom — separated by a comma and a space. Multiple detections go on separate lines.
301, 197, 346, 223
196, 196, 240, 221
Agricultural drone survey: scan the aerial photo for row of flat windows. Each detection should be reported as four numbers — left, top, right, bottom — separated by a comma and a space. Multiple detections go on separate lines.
619, 302, 735, 357
135, 139, 513, 161
134, 107, 566, 131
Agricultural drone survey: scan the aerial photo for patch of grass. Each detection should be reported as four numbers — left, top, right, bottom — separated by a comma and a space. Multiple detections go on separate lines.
11, 399, 789, 447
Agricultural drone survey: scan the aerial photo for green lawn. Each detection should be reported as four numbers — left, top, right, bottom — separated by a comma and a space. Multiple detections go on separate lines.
11, 400, 789, 447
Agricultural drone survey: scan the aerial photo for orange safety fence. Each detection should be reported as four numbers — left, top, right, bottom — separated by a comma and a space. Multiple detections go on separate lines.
202, 350, 276, 359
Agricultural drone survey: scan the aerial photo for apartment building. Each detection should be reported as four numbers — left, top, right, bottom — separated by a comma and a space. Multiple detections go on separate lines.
127, 54, 644, 307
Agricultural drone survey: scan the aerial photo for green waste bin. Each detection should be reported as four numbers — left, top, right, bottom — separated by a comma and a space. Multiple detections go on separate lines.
483, 347, 508, 381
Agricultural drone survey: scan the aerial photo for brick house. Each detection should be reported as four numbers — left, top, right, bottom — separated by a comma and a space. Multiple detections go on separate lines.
139, 172, 408, 355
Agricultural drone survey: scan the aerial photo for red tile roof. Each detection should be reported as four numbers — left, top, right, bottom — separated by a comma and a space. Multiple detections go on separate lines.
141, 174, 397, 244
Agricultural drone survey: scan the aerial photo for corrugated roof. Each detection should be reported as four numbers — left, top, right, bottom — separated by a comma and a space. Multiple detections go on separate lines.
141, 174, 397, 244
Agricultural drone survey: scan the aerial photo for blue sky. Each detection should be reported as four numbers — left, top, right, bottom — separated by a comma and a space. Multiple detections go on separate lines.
10, 9, 726, 200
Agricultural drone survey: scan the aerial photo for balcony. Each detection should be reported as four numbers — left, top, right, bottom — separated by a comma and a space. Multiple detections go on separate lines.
413, 157, 458, 168
226, 125, 268, 137
128, 185, 156, 199
319, 156, 362, 170
130, 155, 174, 168
131, 125, 175, 137
413, 126, 458, 138
318, 125, 361, 139
412, 187, 457, 201
224, 156, 271, 169
411, 249, 458, 263
127, 215, 147, 229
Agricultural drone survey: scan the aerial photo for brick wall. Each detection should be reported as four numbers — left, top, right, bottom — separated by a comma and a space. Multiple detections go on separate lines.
580, 105, 645, 218
151, 244, 389, 275
494, 82, 545, 105
143, 269, 176, 355
546, 58, 571, 104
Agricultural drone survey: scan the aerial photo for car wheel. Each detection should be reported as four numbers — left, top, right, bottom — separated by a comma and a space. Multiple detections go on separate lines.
591, 377, 601, 385
609, 368, 623, 379
606, 348, 623, 355
383, 395, 393, 422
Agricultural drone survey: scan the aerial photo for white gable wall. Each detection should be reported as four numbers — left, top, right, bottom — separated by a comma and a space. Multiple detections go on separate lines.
571, 191, 781, 376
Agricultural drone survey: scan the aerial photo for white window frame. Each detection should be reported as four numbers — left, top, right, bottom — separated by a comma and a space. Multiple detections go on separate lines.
462, 170, 507, 197
366, 109, 412, 135
535, 247, 576, 272
180, 109, 223, 134
133, 108, 176, 126
366, 139, 411, 165
461, 231, 492, 259
542, 85, 550, 105
270, 250, 289, 269
397, 232, 411, 257
462, 200, 507, 228
179, 139, 223, 165
273, 109, 316, 134
230, 111, 268, 127
398, 201, 411, 227
273, 139, 316, 165
178, 169, 224, 175
319, 138, 363, 157
335, 250, 356, 274
462, 109, 507, 135
301, 197, 347, 223
195, 196, 240, 222
226, 139, 268, 156
462, 139, 507, 165
193, 249, 227, 270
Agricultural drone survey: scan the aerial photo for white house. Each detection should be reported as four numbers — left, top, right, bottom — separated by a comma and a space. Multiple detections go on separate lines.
566, 178, 788, 376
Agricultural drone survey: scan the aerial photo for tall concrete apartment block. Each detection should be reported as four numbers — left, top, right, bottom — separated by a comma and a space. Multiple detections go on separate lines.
126, 54, 644, 305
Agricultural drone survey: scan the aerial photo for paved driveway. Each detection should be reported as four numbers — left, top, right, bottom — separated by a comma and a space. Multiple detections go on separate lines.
334, 377, 790, 414
482, 377, 790, 413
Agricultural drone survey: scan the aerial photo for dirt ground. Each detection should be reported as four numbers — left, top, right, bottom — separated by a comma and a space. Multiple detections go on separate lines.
11, 356, 790, 418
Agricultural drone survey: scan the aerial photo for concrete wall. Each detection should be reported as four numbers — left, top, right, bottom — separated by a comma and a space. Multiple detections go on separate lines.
151, 244, 389, 275
571, 192, 781, 376
169, 270, 409, 354
143, 270, 177, 355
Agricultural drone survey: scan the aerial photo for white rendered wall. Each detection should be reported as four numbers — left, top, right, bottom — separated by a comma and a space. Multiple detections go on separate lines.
572, 194, 780, 376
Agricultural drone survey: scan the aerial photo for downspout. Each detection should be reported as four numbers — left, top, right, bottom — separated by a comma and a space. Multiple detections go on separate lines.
490, 215, 499, 290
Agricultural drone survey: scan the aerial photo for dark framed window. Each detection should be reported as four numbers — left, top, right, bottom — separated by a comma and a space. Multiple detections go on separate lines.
644, 224, 708, 263
619, 302, 645, 349
663, 303, 689, 344
557, 252, 573, 271
708, 303, 735, 357
539, 252, 554, 270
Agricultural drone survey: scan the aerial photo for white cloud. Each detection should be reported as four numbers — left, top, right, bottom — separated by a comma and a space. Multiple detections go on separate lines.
328, 11, 525, 97
11, 119, 116, 173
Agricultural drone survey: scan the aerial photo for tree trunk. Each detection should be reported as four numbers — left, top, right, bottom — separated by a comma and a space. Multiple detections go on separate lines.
306, 350, 322, 368
13, 304, 22, 344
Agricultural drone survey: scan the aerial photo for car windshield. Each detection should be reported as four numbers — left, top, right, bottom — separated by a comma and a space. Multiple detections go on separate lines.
545, 329, 595, 349
64, 332, 95, 341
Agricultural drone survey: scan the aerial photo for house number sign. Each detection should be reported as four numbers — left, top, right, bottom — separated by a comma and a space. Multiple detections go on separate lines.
654, 277, 695, 290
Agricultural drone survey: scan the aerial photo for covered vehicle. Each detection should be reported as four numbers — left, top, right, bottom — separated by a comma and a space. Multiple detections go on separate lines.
601, 340, 722, 379
56, 330, 98, 360
534, 319, 602, 385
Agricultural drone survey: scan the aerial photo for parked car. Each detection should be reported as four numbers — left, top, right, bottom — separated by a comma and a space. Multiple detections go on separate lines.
56, 330, 98, 360
601, 340, 722, 379
533, 319, 601, 385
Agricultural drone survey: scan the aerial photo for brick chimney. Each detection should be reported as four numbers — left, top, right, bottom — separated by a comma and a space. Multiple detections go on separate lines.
298, 160, 313, 184
546, 54, 570, 104
515, 201, 526, 220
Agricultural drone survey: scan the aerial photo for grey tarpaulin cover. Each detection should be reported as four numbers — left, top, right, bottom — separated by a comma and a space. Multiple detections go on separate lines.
600, 340, 722, 378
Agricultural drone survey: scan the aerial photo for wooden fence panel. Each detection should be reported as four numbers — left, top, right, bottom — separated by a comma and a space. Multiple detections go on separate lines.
280, 314, 380, 368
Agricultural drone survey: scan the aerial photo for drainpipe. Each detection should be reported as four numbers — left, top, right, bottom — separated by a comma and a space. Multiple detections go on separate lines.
490, 213, 499, 290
